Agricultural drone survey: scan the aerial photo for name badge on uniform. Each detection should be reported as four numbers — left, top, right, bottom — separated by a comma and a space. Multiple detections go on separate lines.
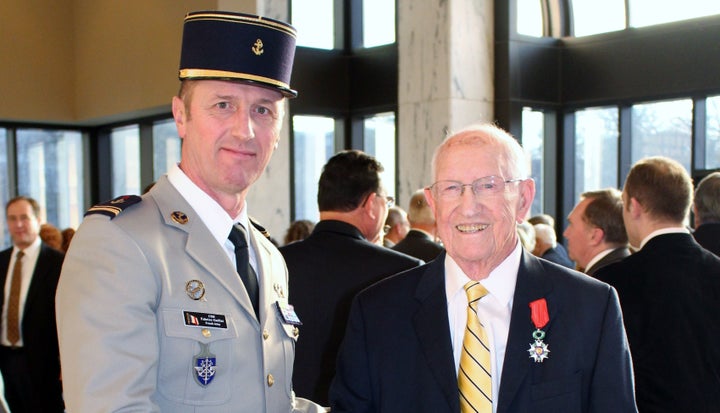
193, 342, 217, 386
275, 301, 302, 326
183, 311, 228, 329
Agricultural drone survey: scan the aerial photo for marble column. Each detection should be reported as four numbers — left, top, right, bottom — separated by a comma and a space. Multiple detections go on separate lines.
397, 0, 494, 207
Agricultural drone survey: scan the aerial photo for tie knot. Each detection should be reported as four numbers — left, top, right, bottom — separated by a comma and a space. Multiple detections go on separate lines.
16, 250, 24, 260
228, 225, 248, 249
464, 281, 488, 302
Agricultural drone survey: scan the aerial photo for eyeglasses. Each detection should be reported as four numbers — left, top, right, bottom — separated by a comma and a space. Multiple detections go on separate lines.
427, 175, 524, 200
362, 193, 395, 208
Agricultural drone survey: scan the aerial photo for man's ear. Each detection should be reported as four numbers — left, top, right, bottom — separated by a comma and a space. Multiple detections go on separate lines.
628, 197, 643, 219
172, 96, 186, 137
589, 227, 605, 246
363, 192, 379, 218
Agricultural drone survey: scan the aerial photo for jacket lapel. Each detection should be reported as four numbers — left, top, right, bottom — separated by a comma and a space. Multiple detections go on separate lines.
497, 251, 554, 412
152, 177, 256, 320
412, 255, 460, 412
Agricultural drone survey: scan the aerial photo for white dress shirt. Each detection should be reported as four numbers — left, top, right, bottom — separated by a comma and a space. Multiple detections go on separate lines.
446, 241, 521, 413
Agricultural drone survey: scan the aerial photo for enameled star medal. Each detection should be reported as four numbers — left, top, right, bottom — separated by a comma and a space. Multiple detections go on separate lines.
528, 298, 550, 362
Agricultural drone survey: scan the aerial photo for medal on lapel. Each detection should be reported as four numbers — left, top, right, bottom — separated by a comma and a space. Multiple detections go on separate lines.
193, 342, 217, 386
527, 298, 550, 363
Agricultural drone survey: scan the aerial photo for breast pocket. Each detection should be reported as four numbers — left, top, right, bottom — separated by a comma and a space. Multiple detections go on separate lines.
158, 308, 239, 405
530, 371, 582, 413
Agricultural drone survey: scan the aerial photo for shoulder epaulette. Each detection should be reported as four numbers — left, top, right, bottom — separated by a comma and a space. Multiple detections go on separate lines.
249, 217, 272, 240
84, 195, 142, 219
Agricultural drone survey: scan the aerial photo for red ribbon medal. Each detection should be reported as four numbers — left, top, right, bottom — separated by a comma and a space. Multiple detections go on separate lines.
527, 298, 550, 362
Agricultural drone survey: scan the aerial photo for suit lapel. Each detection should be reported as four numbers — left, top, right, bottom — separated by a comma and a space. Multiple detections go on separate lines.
497, 251, 554, 412
0, 249, 10, 311
412, 256, 460, 412
22, 245, 50, 314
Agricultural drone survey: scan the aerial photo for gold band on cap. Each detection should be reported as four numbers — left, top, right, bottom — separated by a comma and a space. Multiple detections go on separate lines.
179, 68, 291, 90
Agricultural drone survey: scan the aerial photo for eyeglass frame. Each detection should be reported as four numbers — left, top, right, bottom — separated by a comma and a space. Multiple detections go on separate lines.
426, 175, 525, 199
361, 192, 395, 208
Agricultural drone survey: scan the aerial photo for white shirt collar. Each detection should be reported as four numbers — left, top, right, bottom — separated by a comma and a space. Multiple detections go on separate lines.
639, 226, 689, 250
13, 236, 41, 257
445, 240, 521, 308
585, 247, 616, 272
167, 164, 249, 245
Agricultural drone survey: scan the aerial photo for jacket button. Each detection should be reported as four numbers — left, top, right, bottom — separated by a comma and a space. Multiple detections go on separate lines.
267, 374, 274, 387
263, 329, 270, 340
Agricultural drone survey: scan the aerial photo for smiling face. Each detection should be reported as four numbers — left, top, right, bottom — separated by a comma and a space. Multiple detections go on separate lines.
173, 80, 285, 209
426, 130, 535, 278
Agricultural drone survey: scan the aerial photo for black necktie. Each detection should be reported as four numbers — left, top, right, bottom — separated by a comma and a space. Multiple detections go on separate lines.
228, 224, 259, 317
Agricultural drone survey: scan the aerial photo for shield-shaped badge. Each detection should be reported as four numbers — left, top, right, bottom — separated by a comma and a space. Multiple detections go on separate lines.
193, 342, 217, 386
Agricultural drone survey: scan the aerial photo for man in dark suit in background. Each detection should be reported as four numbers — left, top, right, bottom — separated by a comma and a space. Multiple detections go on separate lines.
563, 188, 630, 276
392, 189, 444, 262
692, 171, 720, 256
532, 223, 575, 268
280, 150, 422, 405
0, 196, 64, 412
330, 123, 636, 412
596, 157, 720, 412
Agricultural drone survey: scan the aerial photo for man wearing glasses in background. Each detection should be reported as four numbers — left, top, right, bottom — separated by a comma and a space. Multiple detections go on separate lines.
280, 149, 422, 406
330, 123, 637, 412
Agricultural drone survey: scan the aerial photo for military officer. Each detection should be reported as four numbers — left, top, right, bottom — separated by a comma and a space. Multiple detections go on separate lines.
56, 11, 325, 412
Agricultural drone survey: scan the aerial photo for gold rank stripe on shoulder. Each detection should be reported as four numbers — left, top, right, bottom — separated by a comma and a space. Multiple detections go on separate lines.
84, 195, 142, 219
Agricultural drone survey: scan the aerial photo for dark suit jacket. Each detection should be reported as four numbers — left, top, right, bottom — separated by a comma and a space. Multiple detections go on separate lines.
280, 220, 422, 405
330, 251, 637, 413
541, 245, 574, 269
0, 243, 64, 411
693, 223, 720, 256
392, 229, 444, 262
586, 246, 631, 277
595, 233, 720, 413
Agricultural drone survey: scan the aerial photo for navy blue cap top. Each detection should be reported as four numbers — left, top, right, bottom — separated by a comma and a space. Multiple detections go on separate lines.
179, 11, 298, 98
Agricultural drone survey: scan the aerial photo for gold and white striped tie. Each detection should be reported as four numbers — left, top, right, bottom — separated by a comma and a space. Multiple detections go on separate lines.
458, 281, 492, 413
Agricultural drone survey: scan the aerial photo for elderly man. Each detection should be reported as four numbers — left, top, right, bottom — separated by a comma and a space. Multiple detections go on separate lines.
563, 189, 630, 276
392, 189, 445, 261
596, 157, 720, 412
692, 171, 720, 256
383, 206, 410, 247
330, 123, 637, 412
56, 11, 324, 412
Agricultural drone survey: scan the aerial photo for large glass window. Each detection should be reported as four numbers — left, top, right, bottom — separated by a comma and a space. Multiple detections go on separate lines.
522, 108, 545, 216
111, 125, 141, 197
292, 0, 334, 49
630, 0, 720, 28
292, 116, 336, 222
517, 0, 543, 37
631, 99, 693, 171
15, 129, 84, 231
571, 0, 626, 37
363, 0, 396, 47
362, 113, 396, 198
706, 95, 720, 169
153, 119, 181, 181
574, 107, 619, 197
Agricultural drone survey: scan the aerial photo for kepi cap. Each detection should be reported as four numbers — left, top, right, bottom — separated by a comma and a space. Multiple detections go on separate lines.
179, 11, 298, 98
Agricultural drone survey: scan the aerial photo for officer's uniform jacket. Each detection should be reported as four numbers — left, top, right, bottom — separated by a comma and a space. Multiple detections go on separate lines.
57, 176, 323, 412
